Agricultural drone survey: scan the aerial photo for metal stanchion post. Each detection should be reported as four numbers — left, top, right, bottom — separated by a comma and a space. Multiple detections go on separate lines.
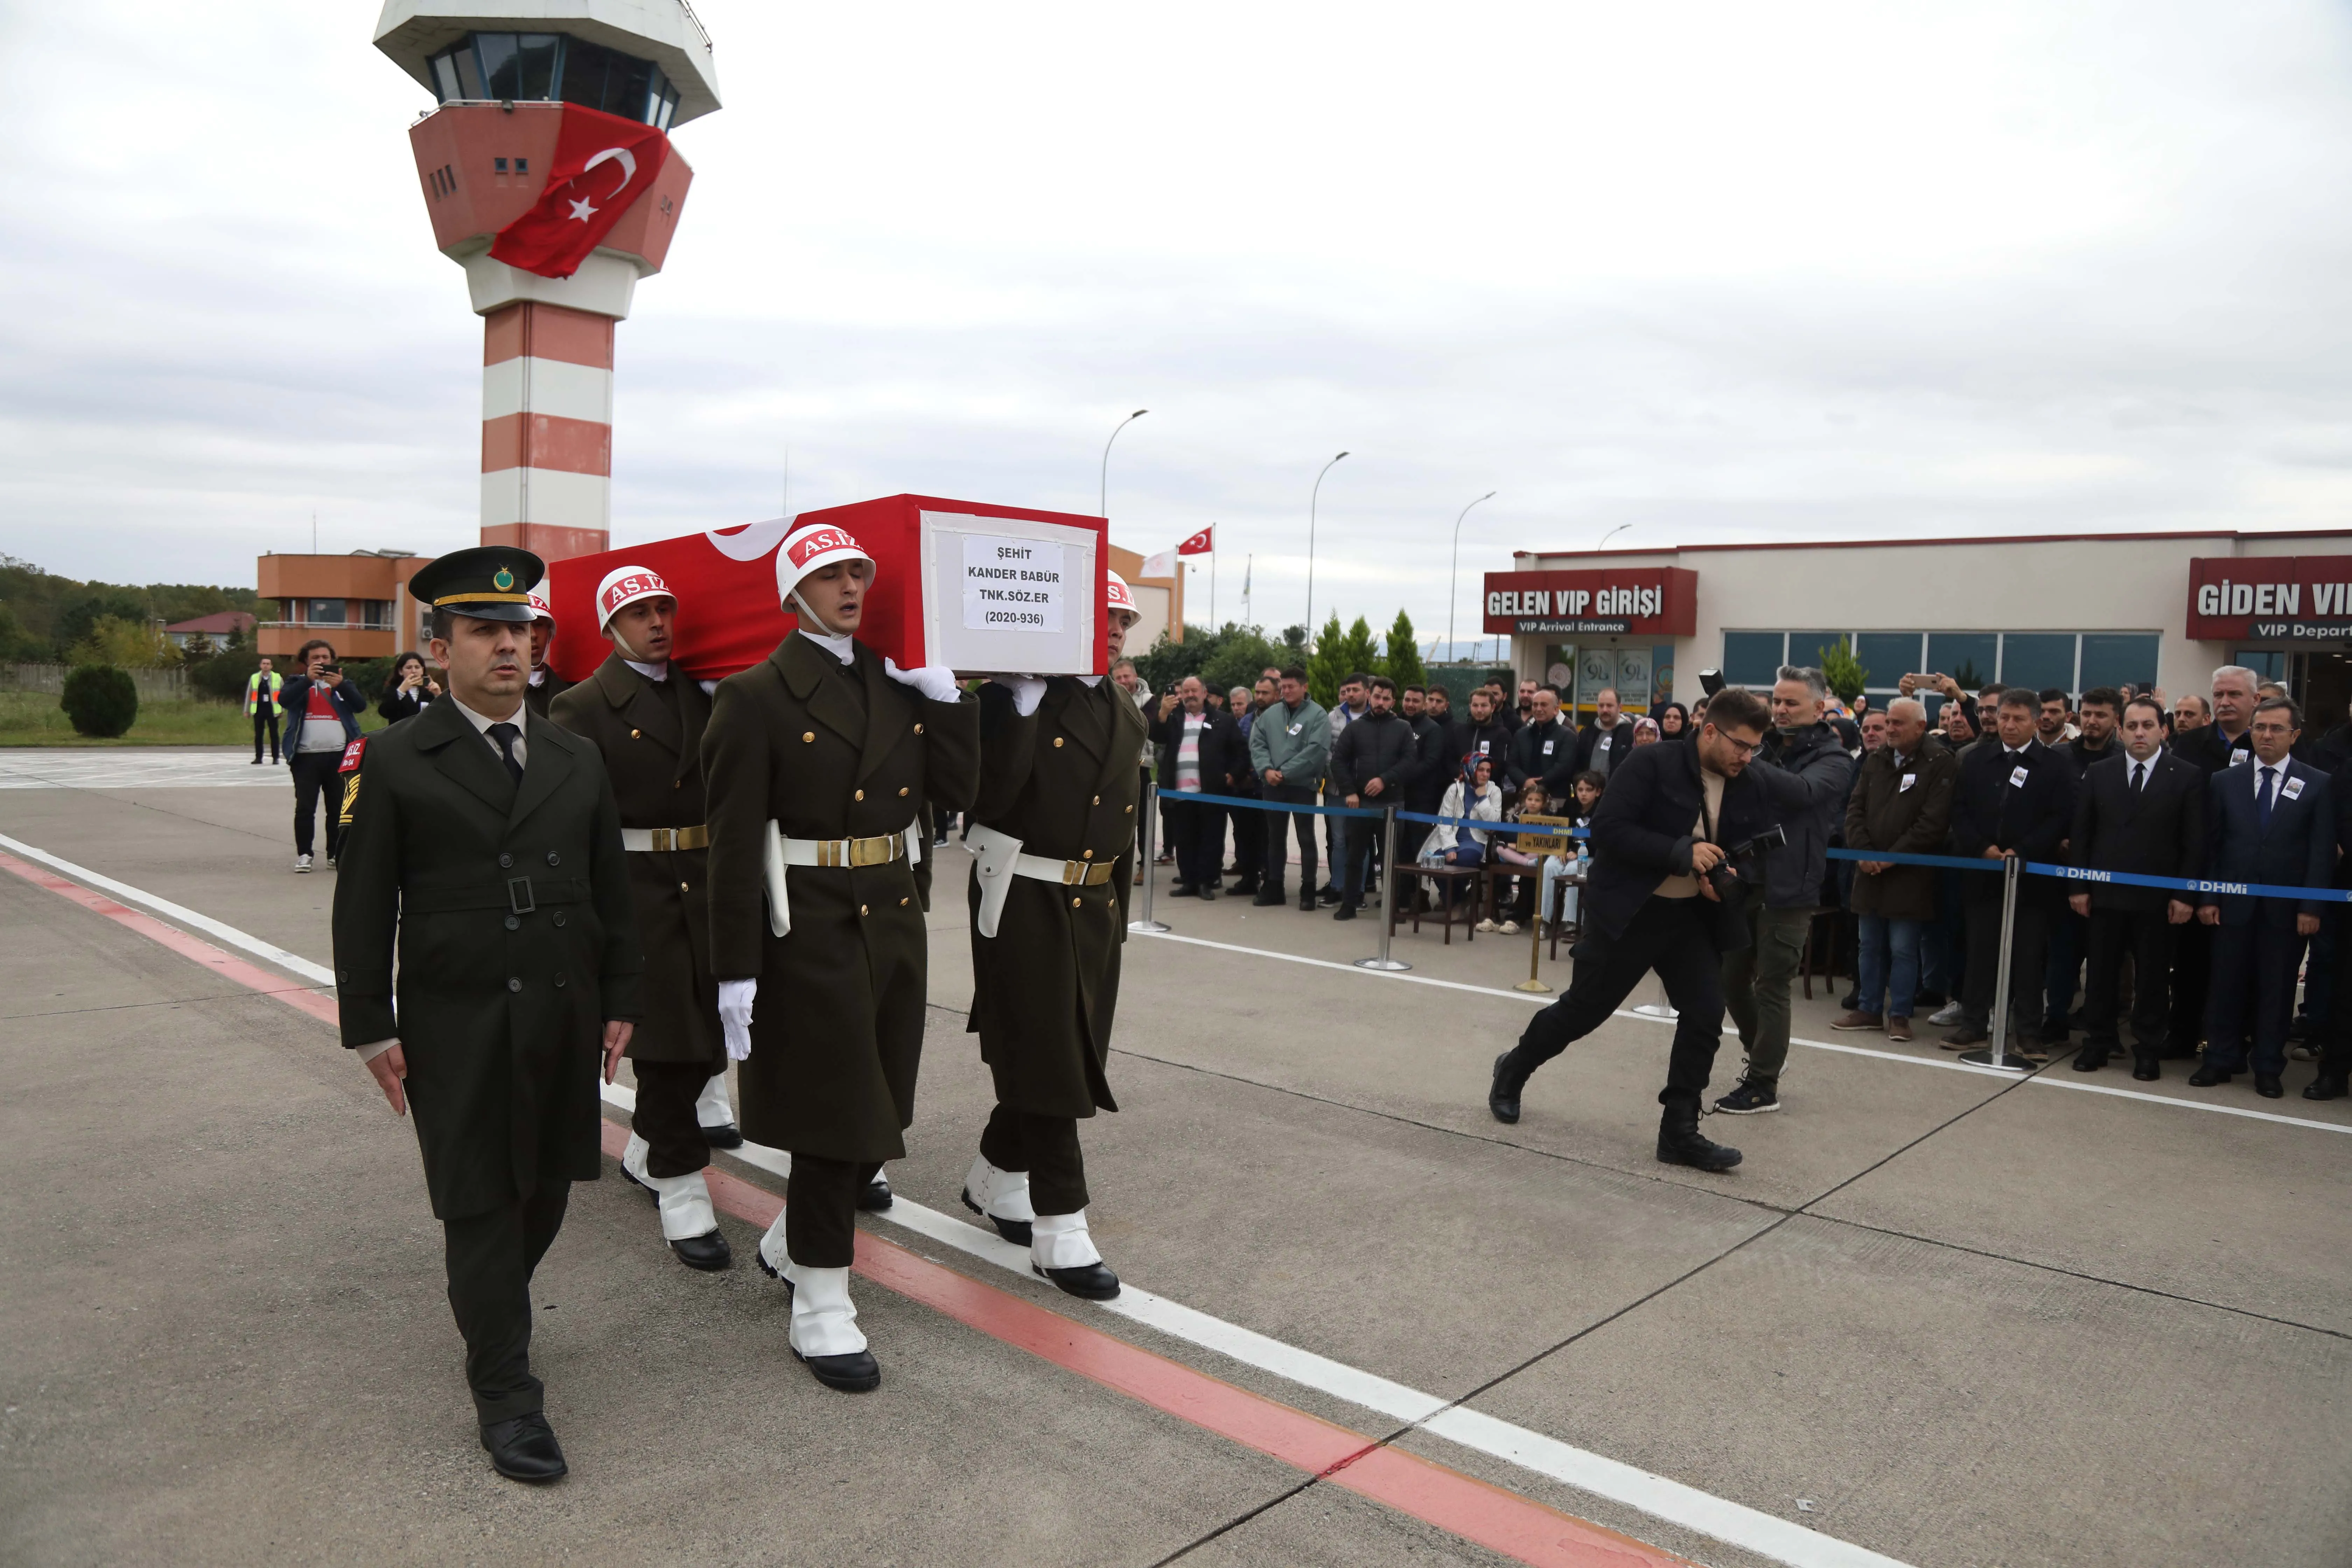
1513, 859, 1552, 994
1959, 854, 2027, 1072
1355, 806, 1410, 972
1128, 778, 1170, 934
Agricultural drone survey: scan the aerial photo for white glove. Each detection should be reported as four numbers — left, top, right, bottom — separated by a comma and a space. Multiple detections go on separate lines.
992, 674, 1047, 716
718, 978, 757, 1062
883, 658, 961, 704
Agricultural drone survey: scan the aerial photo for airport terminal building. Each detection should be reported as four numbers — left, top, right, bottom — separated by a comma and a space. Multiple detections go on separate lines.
1487, 529, 2352, 730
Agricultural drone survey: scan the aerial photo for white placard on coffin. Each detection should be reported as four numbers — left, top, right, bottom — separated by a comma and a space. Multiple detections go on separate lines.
917, 510, 1102, 676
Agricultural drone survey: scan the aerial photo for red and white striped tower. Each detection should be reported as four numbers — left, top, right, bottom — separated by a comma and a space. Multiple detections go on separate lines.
373, 5, 720, 565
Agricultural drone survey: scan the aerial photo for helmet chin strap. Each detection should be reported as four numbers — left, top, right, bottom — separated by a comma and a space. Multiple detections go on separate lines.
789, 590, 845, 638
608, 624, 651, 664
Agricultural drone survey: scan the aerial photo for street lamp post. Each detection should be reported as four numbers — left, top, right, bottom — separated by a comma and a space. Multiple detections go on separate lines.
1304, 450, 1349, 639
1597, 522, 1634, 551
1100, 409, 1148, 520
1445, 490, 1498, 664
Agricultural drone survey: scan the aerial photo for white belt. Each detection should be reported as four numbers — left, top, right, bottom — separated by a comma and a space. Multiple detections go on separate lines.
965, 823, 1114, 938
760, 821, 920, 938
621, 825, 708, 852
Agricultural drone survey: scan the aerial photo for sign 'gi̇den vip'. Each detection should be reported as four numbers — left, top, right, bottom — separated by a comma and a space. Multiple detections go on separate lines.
2186, 556, 2352, 642
1482, 567, 1698, 636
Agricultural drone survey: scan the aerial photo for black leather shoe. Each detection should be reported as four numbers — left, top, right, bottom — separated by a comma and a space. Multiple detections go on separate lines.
1252, 886, 1286, 907
1488, 1050, 1530, 1125
1170, 882, 1194, 897
1656, 1103, 1742, 1172
2254, 1073, 2284, 1099
1298, 891, 1317, 912
961, 1187, 1032, 1246
2132, 1058, 2160, 1082
859, 1174, 894, 1212
793, 1348, 881, 1392
1943, 1024, 1988, 1047
1332, 901, 1357, 921
2303, 1074, 2346, 1101
480, 1412, 568, 1483
1035, 1260, 1121, 1300
2071, 1048, 2108, 1072
1198, 885, 1217, 901
701, 1122, 744, 1150
670, 1230, 732, 1271
1317, 888, 1343, 907
2186, 1064, 2234, 1087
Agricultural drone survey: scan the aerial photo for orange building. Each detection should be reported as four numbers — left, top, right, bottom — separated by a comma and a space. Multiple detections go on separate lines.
255, 550, 429, 661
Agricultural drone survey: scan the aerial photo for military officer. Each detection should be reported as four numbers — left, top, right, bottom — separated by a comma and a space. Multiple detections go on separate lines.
702, 521, 979, 1392
332, 546, 642, 1483
550, 566, 730, 1272
959, 570, 1146, 1301
523, 590, 573, 719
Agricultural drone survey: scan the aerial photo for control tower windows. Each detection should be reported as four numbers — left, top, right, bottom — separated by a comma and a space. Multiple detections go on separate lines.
425, 33, 678, 128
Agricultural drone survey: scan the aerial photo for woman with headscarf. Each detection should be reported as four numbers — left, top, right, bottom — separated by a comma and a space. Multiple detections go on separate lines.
1657, 702, 1689, 741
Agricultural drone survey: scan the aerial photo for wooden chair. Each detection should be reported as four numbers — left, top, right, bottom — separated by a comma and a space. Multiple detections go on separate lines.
1799, 904, 1849, 1000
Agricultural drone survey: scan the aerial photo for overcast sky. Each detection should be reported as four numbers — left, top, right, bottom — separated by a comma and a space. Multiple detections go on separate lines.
6, 1, 2352, 649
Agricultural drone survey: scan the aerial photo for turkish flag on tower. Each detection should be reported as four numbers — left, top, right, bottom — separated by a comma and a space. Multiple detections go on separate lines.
489, 105, 671, 280
1177, 525, 1215, 555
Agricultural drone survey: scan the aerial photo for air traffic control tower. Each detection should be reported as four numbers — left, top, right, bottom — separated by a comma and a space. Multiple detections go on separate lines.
373, 3, 721, 562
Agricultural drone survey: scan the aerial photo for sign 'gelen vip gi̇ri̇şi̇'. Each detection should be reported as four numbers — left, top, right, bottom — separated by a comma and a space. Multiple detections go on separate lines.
1482, 566, 1699, 637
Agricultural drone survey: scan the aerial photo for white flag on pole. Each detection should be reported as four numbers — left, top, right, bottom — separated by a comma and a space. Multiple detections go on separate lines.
1142, 549, 1176, 579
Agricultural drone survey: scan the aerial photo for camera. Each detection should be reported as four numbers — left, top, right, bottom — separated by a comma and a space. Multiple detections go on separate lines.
1703, 824, 1787, 900
1698, 668, 1725, 697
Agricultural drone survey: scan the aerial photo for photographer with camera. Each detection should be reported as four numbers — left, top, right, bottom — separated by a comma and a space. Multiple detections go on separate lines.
1485, 686, 1816, 1171
1713, 667, 1855, 1116
281, 638, 365, 873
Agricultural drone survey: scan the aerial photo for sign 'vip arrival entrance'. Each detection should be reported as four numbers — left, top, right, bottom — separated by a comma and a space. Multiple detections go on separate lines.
1482, 566, 1698, 636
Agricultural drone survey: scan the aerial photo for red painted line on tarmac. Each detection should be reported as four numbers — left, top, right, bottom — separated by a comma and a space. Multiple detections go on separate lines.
0, 850, 339, 1026
637, 1122, 1688, 1568
4, 844, 1680, 1568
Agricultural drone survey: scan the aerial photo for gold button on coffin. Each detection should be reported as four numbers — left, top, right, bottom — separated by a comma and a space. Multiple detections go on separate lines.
802, 731, 815, 743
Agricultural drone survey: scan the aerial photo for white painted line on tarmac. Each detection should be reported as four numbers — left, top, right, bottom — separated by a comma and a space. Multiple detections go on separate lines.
598, 1076, 1910, 1568
1134, 927, 2352, 1135
0, 831, 335, 987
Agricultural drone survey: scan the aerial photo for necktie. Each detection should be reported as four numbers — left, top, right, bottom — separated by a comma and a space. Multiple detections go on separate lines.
2258, 765, 2276, 827
487, 721, 524, 785
2129, 762, 2145, 797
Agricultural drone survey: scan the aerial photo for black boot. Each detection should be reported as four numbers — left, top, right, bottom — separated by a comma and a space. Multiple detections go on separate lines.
1253, 882, 1286, 908
1656, 1100, 1742, 1172
1488, 1050, 1533, 1124
2304, 1072, 2347, 1101
1299, 889, 1318, 912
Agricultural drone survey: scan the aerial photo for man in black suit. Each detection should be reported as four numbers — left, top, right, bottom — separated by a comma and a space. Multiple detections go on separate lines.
1505, 685, 1577, 801
2164, 666, 2261, 1058
1486, 687, 1814, 1172
1945, 688, 2078, 1057
2066, 695, 2204, 1078
1151, 675, 1245, 899
1448, 686, 1512, 778
2191, 697, 2336, 1098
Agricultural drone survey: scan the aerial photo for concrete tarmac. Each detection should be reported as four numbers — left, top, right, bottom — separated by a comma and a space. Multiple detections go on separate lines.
4, 754, 2350, 1566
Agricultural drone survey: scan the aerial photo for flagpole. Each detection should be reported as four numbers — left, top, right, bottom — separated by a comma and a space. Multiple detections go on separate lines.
1210, 547, 1217, 630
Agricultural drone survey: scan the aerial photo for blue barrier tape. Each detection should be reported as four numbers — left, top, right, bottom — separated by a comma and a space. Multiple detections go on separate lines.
1826, 845, 2352, 904
1170, 790, 1588, 839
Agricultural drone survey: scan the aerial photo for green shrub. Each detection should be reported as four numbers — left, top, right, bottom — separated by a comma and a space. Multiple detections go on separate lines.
62, 665, 138, 738
191, 647, 262, 703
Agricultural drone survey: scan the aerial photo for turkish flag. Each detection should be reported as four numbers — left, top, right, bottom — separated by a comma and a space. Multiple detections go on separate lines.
1177, 525, 1215, 555
489, 105, 671, 279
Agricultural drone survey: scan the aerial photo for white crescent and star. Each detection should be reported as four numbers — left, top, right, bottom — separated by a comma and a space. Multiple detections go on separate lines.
565, 146, 640, 224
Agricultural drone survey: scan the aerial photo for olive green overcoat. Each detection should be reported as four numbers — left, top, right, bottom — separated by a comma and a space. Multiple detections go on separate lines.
331, 698, 643, 1220
524, 670, 573, 720
966, 677, 1144, 1118
701, 635, 979, 1163
549, 655, 722, 1068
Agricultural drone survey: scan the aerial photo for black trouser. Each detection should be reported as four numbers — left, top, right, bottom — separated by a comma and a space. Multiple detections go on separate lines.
1510, 896, 1727, 1108
1228, 793, 1264, 885
1339, 813, 1384, 903
1960, 894, 2051, 1038
2083, 908, 2174, 1056
2320, 913, 2352, 1080
2169, 920, 2212, 1053
2043, 906, 2087, 1030
1166, 794, 1223, 889
979, 1103, 1089, 1217
1261, 783, 1318, 892
2204, 919, 2304, 1078
289, 750, 344, 859
251, 709, 279, 762
443, 1182, 570, 1424
785, 1154, 883, 1269
631, 1060, 713, 1180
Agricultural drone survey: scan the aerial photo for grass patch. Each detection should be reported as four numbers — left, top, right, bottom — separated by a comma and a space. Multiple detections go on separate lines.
0, 690, 392, 747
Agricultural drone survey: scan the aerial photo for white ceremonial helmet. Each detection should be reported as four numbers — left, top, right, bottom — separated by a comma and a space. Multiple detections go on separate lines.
595, 566, 675, 632
775, 522, 876, 607
1105, 569, 1140, 627
525, 590, 557, 628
